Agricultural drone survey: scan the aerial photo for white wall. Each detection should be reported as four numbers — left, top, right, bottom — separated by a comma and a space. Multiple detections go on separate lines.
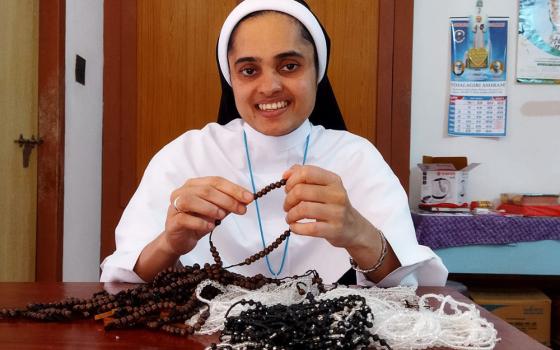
63, 0, 103, 281
410, 0, 560, 206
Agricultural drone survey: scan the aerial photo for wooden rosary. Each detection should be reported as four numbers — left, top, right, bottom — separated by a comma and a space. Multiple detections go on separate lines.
215, 178, 293, 270
0, 179, 325, 335
0, 178, 396, 349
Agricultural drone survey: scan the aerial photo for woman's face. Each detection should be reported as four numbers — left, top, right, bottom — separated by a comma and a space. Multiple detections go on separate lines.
228, 12, 317, 136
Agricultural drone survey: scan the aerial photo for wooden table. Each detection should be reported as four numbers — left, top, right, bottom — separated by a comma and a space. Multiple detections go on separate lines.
0, 283, 549, 349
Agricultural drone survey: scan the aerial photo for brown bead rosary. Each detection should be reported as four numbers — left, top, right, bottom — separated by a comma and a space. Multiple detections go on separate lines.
0, 179, 325, 335
0, 178, 395, 349
213, 178, 292, 270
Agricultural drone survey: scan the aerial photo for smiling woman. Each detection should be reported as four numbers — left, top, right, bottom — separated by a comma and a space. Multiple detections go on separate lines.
100, 0, 448, 289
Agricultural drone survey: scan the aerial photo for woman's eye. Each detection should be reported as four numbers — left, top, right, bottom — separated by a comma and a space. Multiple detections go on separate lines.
241, 68, 256, 76
281, 63, 299, 72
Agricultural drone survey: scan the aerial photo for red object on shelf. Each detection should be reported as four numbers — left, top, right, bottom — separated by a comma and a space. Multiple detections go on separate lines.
419, 202, 469, 209
497, 204, 560, 217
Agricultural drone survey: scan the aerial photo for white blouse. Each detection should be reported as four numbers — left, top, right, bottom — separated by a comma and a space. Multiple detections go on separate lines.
100, 119, 448, 286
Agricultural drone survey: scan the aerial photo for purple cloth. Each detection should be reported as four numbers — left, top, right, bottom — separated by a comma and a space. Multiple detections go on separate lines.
412, 212, 560, 249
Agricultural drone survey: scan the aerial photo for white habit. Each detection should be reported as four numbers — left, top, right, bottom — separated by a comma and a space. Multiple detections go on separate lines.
100, 119, 448, 286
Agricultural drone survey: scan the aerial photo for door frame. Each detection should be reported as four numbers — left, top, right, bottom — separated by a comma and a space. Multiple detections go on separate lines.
376, 0, 414, 192
36, 0, 65, 281
101, 0, 414, 261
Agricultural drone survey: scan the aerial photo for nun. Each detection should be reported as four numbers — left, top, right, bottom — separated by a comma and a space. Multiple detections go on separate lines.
100, 0, 448, 287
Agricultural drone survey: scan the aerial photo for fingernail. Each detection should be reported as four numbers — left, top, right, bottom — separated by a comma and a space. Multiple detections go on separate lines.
238, 205, 247, 214
243, 191, 253, 201
218, 209, 226, 219
207, 222, 215, 230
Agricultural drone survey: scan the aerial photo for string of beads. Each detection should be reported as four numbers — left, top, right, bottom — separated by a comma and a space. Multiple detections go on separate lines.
210, 293, 391, 350
0, 177, 499, 349
0, 180, 325, 335
211, 178, 294, 270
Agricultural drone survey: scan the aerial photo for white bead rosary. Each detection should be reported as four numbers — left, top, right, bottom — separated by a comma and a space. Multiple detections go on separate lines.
196, 275, 499, 350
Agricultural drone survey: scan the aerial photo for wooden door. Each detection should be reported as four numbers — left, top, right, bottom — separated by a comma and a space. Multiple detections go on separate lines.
307, 0, 378, 142
135, 0, 239, 177
0, 0, 38, 281
0, 0, 65, 282
136, 0, 378, 178
102, 0, 413, 261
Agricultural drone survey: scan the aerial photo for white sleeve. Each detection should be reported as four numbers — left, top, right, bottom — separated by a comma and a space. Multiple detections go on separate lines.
100, 145, 183, 283
356, 252, 447, 287
343, 139, 448, 287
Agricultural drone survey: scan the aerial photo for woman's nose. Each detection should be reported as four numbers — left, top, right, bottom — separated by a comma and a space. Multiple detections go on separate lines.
258, 70, 282, 96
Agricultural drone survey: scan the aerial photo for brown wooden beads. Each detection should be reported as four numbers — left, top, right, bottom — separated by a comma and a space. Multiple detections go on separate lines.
210, 179, 292, 270
0, 179, 330, 339
253, 178, 286, 199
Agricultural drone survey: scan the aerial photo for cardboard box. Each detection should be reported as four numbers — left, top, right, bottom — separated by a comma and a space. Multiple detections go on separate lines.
470, 288, 551, 346
552, 294, 560, 345
418, 156, 479, 205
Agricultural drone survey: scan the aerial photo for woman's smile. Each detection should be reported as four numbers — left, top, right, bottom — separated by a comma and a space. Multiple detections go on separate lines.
256, 100, 289, 112
255, 100, 291, 120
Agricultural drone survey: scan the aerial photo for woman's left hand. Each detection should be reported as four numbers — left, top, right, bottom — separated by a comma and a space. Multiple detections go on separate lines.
284, 165, 401, 282
283, 164, 373, 250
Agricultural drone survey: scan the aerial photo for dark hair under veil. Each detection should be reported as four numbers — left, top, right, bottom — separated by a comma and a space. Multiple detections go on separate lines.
216, 0, 347, 131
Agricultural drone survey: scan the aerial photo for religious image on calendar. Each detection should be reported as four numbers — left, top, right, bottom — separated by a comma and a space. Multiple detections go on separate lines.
448, 16, 509, 137
517, 0, 560, 83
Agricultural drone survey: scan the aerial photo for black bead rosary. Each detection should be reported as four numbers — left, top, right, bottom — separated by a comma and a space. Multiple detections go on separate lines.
211, 293, 391, 350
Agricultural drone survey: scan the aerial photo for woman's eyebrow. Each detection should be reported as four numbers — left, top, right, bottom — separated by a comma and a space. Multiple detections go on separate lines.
234, 56, 259, 65
234, 51, 305, 66
275, 50, 304, 60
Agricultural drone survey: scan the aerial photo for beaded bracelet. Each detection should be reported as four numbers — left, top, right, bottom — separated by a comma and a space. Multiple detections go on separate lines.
349, 228, 388, 274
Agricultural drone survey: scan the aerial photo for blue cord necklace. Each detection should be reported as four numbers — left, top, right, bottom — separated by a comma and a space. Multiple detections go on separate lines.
242, 128, 310, 277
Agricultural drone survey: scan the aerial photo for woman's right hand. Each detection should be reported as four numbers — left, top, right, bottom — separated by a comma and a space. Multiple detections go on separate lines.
163, 176, 254, 256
